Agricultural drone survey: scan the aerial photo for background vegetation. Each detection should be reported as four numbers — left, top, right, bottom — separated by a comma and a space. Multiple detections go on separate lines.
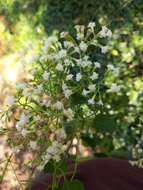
0, 0, 143, 189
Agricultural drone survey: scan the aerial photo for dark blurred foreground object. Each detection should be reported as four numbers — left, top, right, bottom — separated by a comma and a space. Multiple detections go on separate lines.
30, 158, 143, 190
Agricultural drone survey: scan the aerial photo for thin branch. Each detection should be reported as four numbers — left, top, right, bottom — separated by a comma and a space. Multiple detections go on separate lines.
0, 154, 13, 183
9, 161, 24, 190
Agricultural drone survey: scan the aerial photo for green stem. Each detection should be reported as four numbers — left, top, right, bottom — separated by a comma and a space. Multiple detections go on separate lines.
52, 162, 57, 190
0, 154, 13, 183
71, 155, 78, 181
10, 161, 24, 190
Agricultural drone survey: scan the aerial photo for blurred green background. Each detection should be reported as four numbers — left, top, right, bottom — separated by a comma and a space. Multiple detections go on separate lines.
0, 0, 143, 188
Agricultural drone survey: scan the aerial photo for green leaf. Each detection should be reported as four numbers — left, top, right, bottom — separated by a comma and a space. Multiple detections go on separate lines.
44, 160, 55, 174
57, 160, 68, 174
81, 133, 96, 148
70, 93, 86, 105
94, 114, 117, 133
64, 121, 76, 137
62, 179, 84, 190
44, 160, 68, 175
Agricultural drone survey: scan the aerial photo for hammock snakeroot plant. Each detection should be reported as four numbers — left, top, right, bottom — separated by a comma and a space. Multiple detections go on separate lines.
1, 22, 123, 189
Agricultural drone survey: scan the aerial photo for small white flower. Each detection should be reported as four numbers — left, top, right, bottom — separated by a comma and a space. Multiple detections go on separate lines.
37, 165, 43, 171
110, 83, 120, 92
97, 100, 103, 106
37, 84, 43, 91
107, 64, 115, 71
107, 65, 119, 75
76, 73, 82, 82
106, 30, 112, 37
58, 49, 67, 58
43, 153, 52, 162
74, 25, 80, 32
62, 83, 68, 91
15, 123, 22, 131
22, 92, 31, 97
55, 128, 67, 141
138, 148, 143, 154
82, 61, 92, 67
31, 68, 37, 76
27, 55, 37, 64
30, 141, 37, 150
88, 98, 95, 105
76, 27, 85, 40
74, 47, 80, 53
76, 25, 85, 32
66, 74, 73, 81
60, 32, 68, 38
64, 41, 74, 48
88, 22, 96, 29
16, 83, 26, 90
42, 99, 51, 107
6, 96, 15, 106
46, 141, 65, 161
34, 115, 41, 122
101, 46, 109, 54
46, 144, 57, 155
90, 72, 99, 80
76, 59, 82, 66
63, 108, 74, 121
79, 41, 88, 52
63, 89, 73, 99
82, 89, 89, 96
18, 113, 28, 127
12, 147, 21, 154
94, 62, 101, 68
39, 55, 46, 64
56, 63, 64, 71
64, 59, 71, 66
88, 84, 96, 92
42, 43, 49, 53
43, 71, 49, 80
83, 55, 89, 61
99, 26, 112, 38
60, 32, 66, 38
21, 128, 28, 137
35, 84, 43, 94
54, 101, 63, 110
53, 155, 61, 162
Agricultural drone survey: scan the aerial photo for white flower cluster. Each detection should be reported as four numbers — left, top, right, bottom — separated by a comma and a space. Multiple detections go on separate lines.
53, 101, 64, 111
55, 128, 67, 141
43, 71, 49, 80
5, 22, 121, 166
110, 83, 120, 93
41, 128, 67, 163
14, 113, 29, 139
6, 96, 15, 106
39, 23, 117, 108
43, 141, 66, 163
62, 83, 73, 99
99, 26, 112, 38
16, 113, 28, 130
